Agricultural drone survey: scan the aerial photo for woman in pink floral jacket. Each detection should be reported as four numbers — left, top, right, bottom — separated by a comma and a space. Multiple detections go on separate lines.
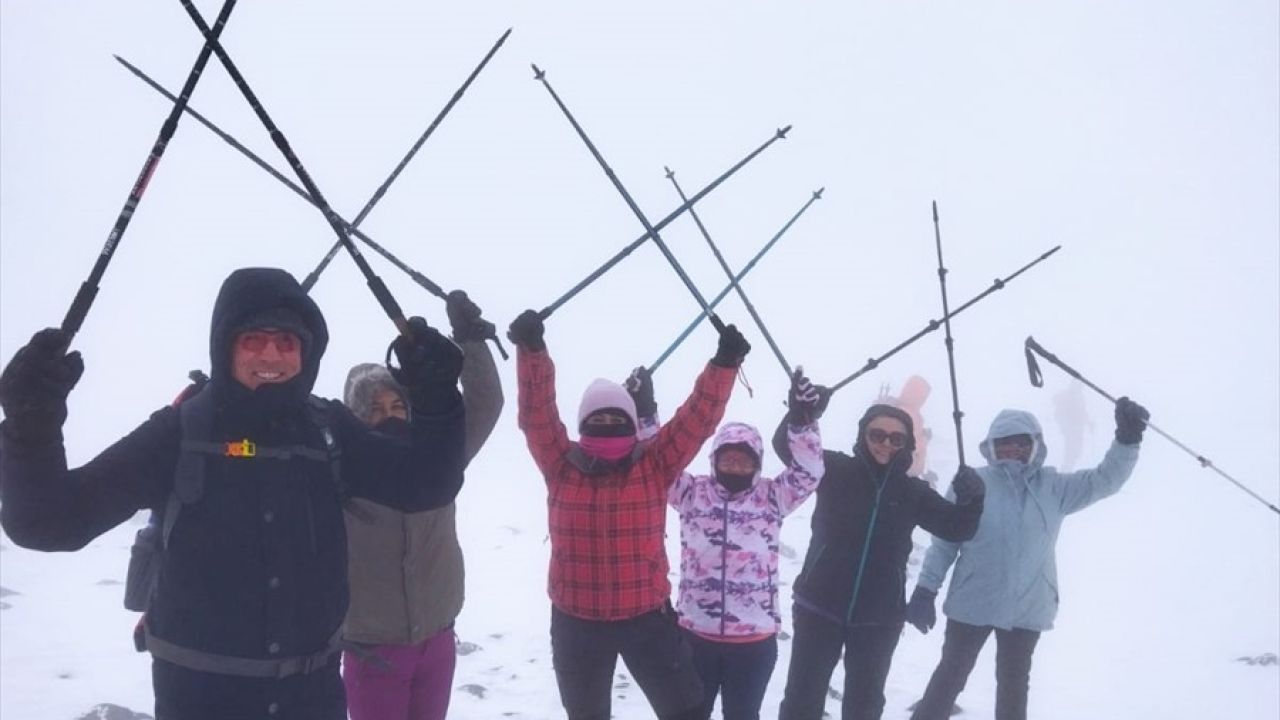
664, 369, 826, 720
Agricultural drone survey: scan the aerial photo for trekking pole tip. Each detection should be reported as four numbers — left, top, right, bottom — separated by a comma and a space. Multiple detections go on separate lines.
501, 27, 514, 39
813, 187, 825, 199
932, 200, 939, 221
664, 166, 674, 179
776, 125, 792, 139
531, 63, 545, 80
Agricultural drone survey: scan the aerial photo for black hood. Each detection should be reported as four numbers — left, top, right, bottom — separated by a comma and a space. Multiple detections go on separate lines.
852, 403, 916, 474
208, 268, 329, 396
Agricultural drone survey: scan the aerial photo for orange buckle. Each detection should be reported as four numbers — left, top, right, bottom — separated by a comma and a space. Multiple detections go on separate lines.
225, 439, 257, 458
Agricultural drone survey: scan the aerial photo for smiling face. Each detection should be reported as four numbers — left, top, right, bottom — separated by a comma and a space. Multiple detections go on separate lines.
863, 414, 909, 466
231, 328, 302, 390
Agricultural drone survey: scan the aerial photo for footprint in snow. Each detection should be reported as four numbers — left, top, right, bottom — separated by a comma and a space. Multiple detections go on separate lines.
457, 640, 482, 656
459, 683, 487, 699
96, 579, 122, 586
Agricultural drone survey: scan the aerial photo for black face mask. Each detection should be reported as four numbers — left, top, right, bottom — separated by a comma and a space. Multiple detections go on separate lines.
374, 416, 411, 438
715, 471, 754, 494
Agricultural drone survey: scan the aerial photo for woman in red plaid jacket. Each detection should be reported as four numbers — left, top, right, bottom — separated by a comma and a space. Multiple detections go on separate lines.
507, 309, 751, 720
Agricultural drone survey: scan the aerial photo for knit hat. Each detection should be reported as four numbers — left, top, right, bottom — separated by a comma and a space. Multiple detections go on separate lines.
577, 378, 638, 431
344, 362, 409, 423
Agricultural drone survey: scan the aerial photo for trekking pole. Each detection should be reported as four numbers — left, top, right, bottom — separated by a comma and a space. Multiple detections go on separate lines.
532, 63, 770, 332
828, 245, 1061, 394
117, 55, 507, 356
1024, 337, 1280, 516
300, 28, 512, 292
539, 125, 787, 320
665, 166, 792, 375
60, 0, 237, 342
931, 201, 967, 467
177, 0, 410, 337
651, 188, 822, 373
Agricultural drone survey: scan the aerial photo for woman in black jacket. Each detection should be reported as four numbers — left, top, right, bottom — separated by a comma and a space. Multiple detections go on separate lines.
774, 403, 984, 720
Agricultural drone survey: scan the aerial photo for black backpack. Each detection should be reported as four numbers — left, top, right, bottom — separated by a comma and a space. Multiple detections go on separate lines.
123, 381, 343, 616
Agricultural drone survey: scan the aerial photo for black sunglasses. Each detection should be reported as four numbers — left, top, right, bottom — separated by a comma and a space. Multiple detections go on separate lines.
866, 428, 908, 448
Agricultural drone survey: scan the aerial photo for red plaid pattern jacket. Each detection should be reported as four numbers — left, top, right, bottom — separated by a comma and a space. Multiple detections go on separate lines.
517, 348, 736, 621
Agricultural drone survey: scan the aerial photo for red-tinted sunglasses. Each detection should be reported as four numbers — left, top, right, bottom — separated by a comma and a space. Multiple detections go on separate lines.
236, 330, 300, 354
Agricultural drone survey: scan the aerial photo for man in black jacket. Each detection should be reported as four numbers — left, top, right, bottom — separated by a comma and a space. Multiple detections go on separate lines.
0, 267, 467, 720
774, 403, 984, 720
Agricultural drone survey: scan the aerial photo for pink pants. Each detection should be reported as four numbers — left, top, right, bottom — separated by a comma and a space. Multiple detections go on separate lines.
343, 627, 457, 720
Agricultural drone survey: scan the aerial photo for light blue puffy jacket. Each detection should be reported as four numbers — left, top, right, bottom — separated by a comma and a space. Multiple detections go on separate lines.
916, 409, 1139, 631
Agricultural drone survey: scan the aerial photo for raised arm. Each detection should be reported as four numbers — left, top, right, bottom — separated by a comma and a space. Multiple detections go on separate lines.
642, 325, 750, 486
458, 339, 503, 466
771, 368, 826, 516
446, 290, 505, 466
340, 317, 466, 512
509, 310, 572, 480
0, 328, 174, 550
1054, 397, 1146, 515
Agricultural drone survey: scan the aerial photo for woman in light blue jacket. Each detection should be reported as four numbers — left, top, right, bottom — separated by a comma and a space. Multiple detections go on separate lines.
905, 399, 1148, 720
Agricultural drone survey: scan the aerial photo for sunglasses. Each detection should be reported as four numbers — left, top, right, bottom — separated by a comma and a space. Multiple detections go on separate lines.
236, 330, 300, 354
866, 428, 908, 448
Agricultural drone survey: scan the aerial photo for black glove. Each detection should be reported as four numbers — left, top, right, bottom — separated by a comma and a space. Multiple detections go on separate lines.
625, 366, 657, 419
507, 309, 546, 352
1114, 396, 1150, 446
904, 586, 937, 634
389, 316, 463, 394
786, 366, 826, 425
711, 324, 751, 368
445, 289, 494, 343
0, 328, 84, 444
951, 465, 985, 506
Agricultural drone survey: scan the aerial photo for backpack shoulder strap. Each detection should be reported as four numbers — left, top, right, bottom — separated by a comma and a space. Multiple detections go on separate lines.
307, 396, 346, 497
163, 389, 216, 548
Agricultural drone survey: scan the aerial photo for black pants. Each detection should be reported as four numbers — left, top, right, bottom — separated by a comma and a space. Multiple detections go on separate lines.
152, 656, 345, 720
551, 605, 704, 720
778, 605, 903, 720
686, 631, 778, 720
910, 619, 1041, 720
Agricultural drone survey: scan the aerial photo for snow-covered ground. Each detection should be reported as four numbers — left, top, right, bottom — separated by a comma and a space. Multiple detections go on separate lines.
3, 402, 1277, 719
2, 1, 1277, 718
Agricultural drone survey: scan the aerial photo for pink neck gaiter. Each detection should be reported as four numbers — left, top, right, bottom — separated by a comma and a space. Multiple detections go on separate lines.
579, 435, 636, 460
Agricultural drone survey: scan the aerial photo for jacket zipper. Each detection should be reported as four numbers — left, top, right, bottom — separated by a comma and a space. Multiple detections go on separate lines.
720, 495, 729, 637
846, 468, 889, 624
